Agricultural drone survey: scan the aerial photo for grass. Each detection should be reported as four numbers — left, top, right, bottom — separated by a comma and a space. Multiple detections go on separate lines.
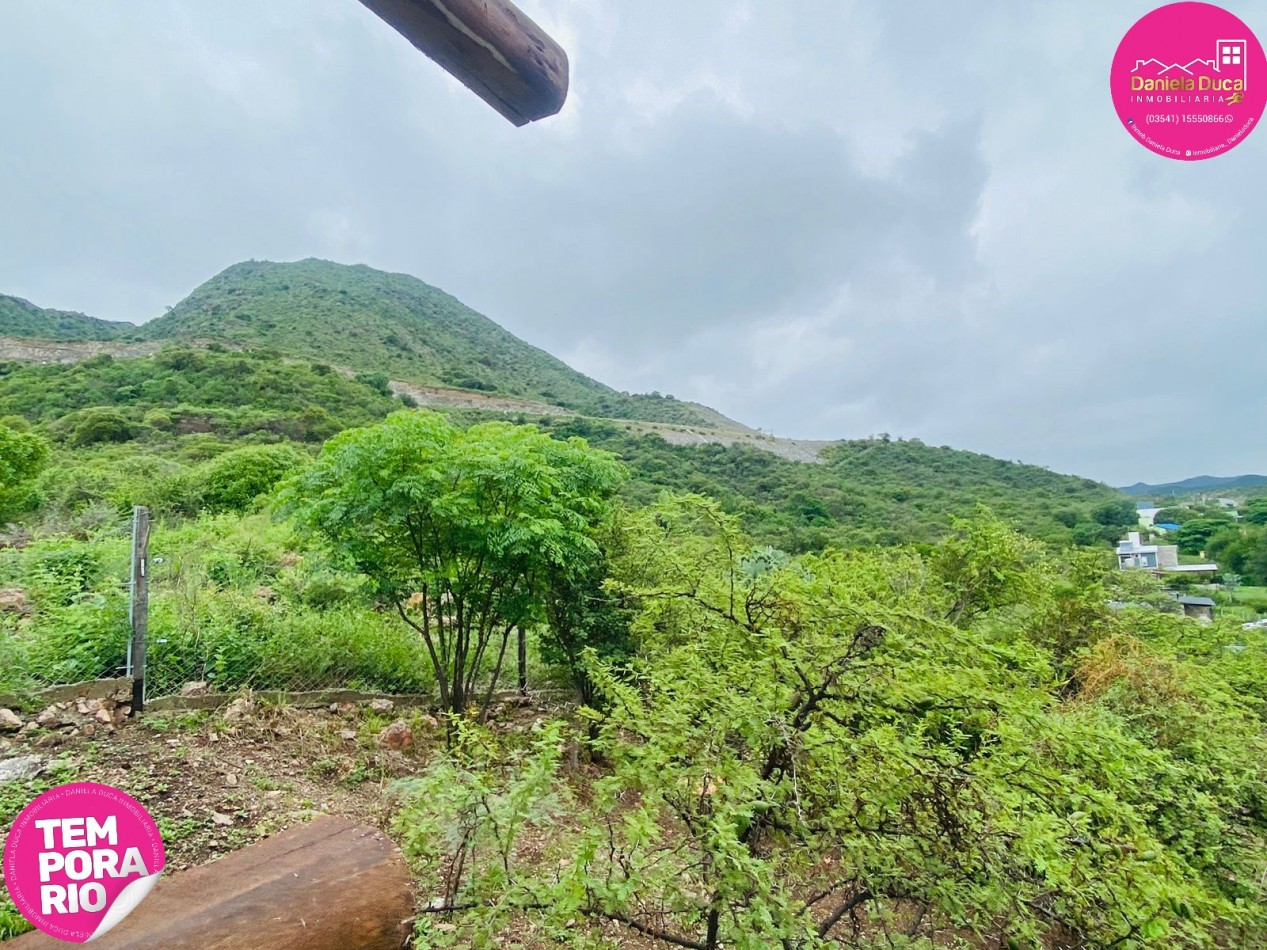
1229, 585, 1267, 616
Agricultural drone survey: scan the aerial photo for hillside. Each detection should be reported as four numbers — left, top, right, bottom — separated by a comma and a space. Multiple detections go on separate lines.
139, 259, 720, 427
539, 417, 1127, 550
0, 294, 134, 341
0, 256, 1131, 550
0, 348, 1126, 549
1122, 474, 1267, 496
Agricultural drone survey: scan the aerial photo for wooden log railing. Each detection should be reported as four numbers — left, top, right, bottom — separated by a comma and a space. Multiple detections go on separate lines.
10, 817, 413, 949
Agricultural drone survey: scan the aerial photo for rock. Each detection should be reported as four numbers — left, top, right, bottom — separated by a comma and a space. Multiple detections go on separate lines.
210, 811, 234, 826
208, 730, 221, 743
376, 720, 413, 751
0, 589, 27, 613
339, 729, 357, 741
113, 704, 131, 723
82, 722, 96, 738
0, 708, 23, 731
419, 715, 440, 730
180, 681, 210, 697
369, 699, 394, 713
33, 732, 63, 749
94, 707, 114, 725
0, 754, 43, 783
36, 705, 63, 727
336, 702, 356, 715
224, 697, 254, 721
224, 773, 239, 788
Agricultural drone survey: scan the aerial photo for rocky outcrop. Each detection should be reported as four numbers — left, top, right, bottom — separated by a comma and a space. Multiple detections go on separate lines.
0, 336, 162, 363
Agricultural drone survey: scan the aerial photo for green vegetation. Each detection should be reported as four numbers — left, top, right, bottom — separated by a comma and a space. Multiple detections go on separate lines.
7, 262, 1253, 947
139, 259, 716, 426
0, 422, 48, 520
0, 346, 1128, 553
282, 412, 624, 717
0, 346, 401, 439
0, 294, 133, 341
547, 418, 1129, 550
0, 515, 434, 698
1206, 525, 1267, 586
395, 505, 1267, 949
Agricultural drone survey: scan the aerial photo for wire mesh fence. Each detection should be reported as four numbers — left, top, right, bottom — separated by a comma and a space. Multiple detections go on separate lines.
0, 507, 440, 707
0, 513, 134, 699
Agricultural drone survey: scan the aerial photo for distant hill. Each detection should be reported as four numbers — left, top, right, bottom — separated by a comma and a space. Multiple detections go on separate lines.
0, 256, 1140, 549
0, 348, 1127, 549
533, 418, 1128, 550
139, 259, 720, 428
1121, 474, 1267, 496
0, 294, 134, 342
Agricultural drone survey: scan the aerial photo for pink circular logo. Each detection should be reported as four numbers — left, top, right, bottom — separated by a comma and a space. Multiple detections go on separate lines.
3, 782, 166, 943
1111, 2, 1266, 160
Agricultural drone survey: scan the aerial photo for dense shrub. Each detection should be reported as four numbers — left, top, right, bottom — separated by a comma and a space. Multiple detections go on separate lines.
194, 443, 309, 512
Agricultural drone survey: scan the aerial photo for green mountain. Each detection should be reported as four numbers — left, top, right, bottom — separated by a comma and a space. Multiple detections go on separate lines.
0, 257, 1130, 550
0, 349, 1127, 550
0, 294, 134, 341
542, 417, 1127, 550
1122, 474, 1267, 497
140, 259, 714, 427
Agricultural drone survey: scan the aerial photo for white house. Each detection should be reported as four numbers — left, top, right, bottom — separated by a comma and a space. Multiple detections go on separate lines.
1117, 531, 1218, 576
1117, 532, 1159, 570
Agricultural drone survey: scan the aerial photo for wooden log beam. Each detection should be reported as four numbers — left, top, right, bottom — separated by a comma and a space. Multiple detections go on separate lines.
359, 0, 569, 126
11, 817, 412, 949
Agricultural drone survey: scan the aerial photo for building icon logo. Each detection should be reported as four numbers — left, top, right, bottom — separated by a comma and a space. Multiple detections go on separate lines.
1111, 3, 1265, 160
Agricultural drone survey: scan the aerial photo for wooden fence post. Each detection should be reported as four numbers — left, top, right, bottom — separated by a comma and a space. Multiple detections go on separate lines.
517, 626, 527, 696
128, 505, 150, 714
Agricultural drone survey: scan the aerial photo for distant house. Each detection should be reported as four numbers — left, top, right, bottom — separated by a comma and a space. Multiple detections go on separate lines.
1178, 596, 1215, 622
1117, 532, 1159, 569
1117, 532, 1218, 577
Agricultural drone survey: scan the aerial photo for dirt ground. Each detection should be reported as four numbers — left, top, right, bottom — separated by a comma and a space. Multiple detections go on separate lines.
0, 692, 674, 948
0, 694, 527, 945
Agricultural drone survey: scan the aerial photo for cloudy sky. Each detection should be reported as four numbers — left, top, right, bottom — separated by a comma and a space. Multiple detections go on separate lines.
0, 1, 1263, 485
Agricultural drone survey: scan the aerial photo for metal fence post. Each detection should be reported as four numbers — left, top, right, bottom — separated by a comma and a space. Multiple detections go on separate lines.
128, 505, 150, 714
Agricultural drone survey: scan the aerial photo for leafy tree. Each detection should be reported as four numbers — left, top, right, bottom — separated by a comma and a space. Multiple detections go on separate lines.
1175, 518, 1230, 556
1244, 498, 1267, 526
1154, 506, 1201, 526
59, 407, 136, 446
354, 371, 391, 396
396, 503, 1266, 948
1092, 498, 1139, 528
538, 542, 634, 707
0, 422, 49, 520
196, 444, 310, 512
281, 411, 624, 718
1054, 508, 1079, 528
1071, 521, 1121, 546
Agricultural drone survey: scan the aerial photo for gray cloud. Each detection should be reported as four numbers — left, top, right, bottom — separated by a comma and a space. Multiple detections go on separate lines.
0, 0, 1262, 484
